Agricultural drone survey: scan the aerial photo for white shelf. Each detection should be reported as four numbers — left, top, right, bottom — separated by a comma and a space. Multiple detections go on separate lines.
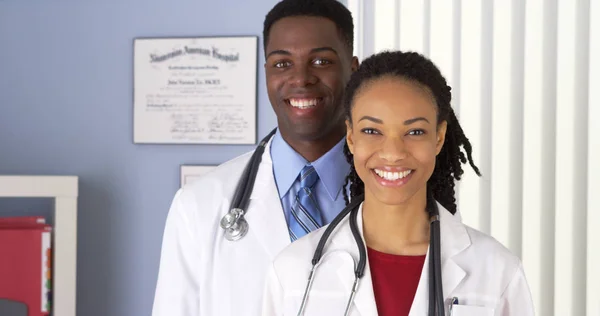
0, 175, 78, 316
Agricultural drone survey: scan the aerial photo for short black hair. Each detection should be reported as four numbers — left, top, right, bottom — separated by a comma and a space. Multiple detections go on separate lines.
342, 51, 481, 214
263, 0, 354, 54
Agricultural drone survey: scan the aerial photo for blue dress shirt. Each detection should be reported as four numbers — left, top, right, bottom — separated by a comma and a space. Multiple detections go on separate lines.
270, 128, 350, 228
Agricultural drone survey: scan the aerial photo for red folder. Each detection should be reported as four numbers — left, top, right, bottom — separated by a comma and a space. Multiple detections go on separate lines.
0, 216, 46, 227
0, 217, 52, 316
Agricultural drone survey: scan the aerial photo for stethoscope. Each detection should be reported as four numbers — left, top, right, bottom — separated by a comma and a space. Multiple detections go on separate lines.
219, 128, 277, 241
218, 127, 445, 314
297, 193, 445, 316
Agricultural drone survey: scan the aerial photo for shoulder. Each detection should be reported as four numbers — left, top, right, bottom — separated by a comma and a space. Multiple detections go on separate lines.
168, 150, 257, 224
273, 226, 326, 270
455, 222, 526, 298
457, 224, 533, 311
463, 225, 521, 270
179, 150, 254, 199
187, 151, 253, 189
439, 203, 524, 290
439, 203, 521, 273
269, 225, 333, 289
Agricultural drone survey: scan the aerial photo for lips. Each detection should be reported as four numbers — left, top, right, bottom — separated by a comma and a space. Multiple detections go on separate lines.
371, 167, 414, 187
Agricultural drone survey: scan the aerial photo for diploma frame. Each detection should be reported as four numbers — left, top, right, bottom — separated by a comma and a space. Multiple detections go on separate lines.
133, 36, 259, 145
180, 164, 217, 188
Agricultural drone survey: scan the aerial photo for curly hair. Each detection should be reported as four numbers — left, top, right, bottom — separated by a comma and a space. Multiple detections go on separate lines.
263, 0, 354, 53
341, 51, 481, 214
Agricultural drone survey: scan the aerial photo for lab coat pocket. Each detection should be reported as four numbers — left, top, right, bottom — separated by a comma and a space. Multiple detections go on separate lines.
285, 292, 351, 316
451, 305, 494, 316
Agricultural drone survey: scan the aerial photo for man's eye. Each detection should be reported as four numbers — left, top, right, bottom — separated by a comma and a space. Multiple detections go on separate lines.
313, 59, 331, 65
274, 61, 291, 68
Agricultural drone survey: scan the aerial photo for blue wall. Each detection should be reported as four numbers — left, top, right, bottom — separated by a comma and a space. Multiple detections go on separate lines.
0, 1, 279, 315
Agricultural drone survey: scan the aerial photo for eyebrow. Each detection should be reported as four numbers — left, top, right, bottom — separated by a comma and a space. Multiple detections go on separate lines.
266, 46, 339, 59
357, 116, 430, 125
403, 117, 430, 125
358, 116, 383, 124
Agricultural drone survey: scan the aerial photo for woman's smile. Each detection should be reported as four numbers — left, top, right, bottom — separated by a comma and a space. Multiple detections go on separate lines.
371, 168, 414, 187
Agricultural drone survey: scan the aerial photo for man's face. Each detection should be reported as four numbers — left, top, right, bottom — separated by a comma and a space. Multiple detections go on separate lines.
265, 16, 357, 143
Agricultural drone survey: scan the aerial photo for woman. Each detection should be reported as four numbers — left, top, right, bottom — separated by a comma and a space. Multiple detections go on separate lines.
261, 51, 534, 316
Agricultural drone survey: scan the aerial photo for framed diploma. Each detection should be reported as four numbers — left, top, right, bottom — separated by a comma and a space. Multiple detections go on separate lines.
133, 36, 258, 144
180, 165, 217, 188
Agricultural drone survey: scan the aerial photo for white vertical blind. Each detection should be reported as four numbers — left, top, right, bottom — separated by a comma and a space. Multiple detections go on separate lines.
587, 1, 600, 315
491, 0, 519, 253
429, 0, 457, 109
345, 0, 597, 314
554, 0, 589, 314
457, 0, 485, 232
522, 0, 555, 313
373, 0, 397, 53
554, 0, 577, 313
398, 0, 426, 53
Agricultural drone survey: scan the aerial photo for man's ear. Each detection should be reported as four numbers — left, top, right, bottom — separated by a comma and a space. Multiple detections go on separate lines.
351, 56, 359, 72
436, 120, 448, 155
346, 119, 354, 154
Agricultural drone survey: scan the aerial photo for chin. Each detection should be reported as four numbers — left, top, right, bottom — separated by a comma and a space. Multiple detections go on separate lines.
372, 192, 414, 207
365, 182, 425, 208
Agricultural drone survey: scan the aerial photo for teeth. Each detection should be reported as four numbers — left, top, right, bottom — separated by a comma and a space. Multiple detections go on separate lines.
374, 169, 412, 181
289, 98, 318, 109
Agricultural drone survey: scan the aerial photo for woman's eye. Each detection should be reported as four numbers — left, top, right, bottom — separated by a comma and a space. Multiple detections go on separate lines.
408, 129, 425, 136
361, 128, 380, 135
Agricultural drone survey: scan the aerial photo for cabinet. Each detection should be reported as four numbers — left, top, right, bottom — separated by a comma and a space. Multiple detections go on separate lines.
0, 175, 78, 316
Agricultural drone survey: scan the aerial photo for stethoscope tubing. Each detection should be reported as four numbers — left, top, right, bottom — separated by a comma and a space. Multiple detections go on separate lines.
428, 193, 445, 315
221, 128, 277, 241
303, 193, 444, 316
235, 128, 277, 212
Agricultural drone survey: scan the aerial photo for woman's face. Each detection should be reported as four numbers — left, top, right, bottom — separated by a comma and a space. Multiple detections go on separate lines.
346, 77, 447, 206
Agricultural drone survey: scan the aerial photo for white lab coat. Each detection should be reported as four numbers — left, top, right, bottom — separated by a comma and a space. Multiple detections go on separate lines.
262, 203, 535, 316
152, 138, 293, 316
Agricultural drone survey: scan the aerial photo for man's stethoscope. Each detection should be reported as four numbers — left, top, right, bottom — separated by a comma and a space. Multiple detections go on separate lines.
219, 128, 277, 241
297, 193, 446, 316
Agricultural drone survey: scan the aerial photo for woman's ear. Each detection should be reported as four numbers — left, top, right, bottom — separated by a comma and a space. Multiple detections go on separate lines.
435, 120, 447, 155
345, 119, 354, 154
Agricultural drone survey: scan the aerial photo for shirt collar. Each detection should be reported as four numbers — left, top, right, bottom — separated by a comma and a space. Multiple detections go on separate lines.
270, 129, 350, 200
311, 136, 350, 200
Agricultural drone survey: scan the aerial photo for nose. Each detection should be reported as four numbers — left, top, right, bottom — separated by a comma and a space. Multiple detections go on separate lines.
289, 64, 318, 87
379, 137, 409, 162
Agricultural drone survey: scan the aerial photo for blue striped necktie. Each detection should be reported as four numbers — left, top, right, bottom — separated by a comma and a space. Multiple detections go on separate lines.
288, 165, 323, 241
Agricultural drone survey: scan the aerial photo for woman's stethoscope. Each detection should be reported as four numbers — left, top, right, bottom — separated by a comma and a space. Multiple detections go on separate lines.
219, 128, 277, 241
297, 193, 445, 316
218, 127, 445, 315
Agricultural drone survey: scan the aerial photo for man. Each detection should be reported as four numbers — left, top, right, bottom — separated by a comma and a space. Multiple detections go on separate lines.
152, 1, 359, 315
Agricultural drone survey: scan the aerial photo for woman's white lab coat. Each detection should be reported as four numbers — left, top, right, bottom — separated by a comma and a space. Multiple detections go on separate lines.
262, 203, 535, 316
152, 138, 294, 316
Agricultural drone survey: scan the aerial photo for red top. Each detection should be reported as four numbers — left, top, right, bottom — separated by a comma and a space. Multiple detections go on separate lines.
367, 247, 426, 316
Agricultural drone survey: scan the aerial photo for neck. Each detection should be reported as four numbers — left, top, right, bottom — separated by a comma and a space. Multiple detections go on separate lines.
362, 187, 430, 256
281, 125, 345, 162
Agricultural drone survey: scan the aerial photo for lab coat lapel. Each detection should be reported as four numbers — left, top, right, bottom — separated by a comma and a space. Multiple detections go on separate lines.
333, 205, 379, 316
409, 202, 469, 315
245, 139, 291, 258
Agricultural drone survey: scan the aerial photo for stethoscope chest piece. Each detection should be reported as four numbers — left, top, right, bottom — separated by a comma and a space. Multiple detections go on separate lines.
220, 208, 249, 241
